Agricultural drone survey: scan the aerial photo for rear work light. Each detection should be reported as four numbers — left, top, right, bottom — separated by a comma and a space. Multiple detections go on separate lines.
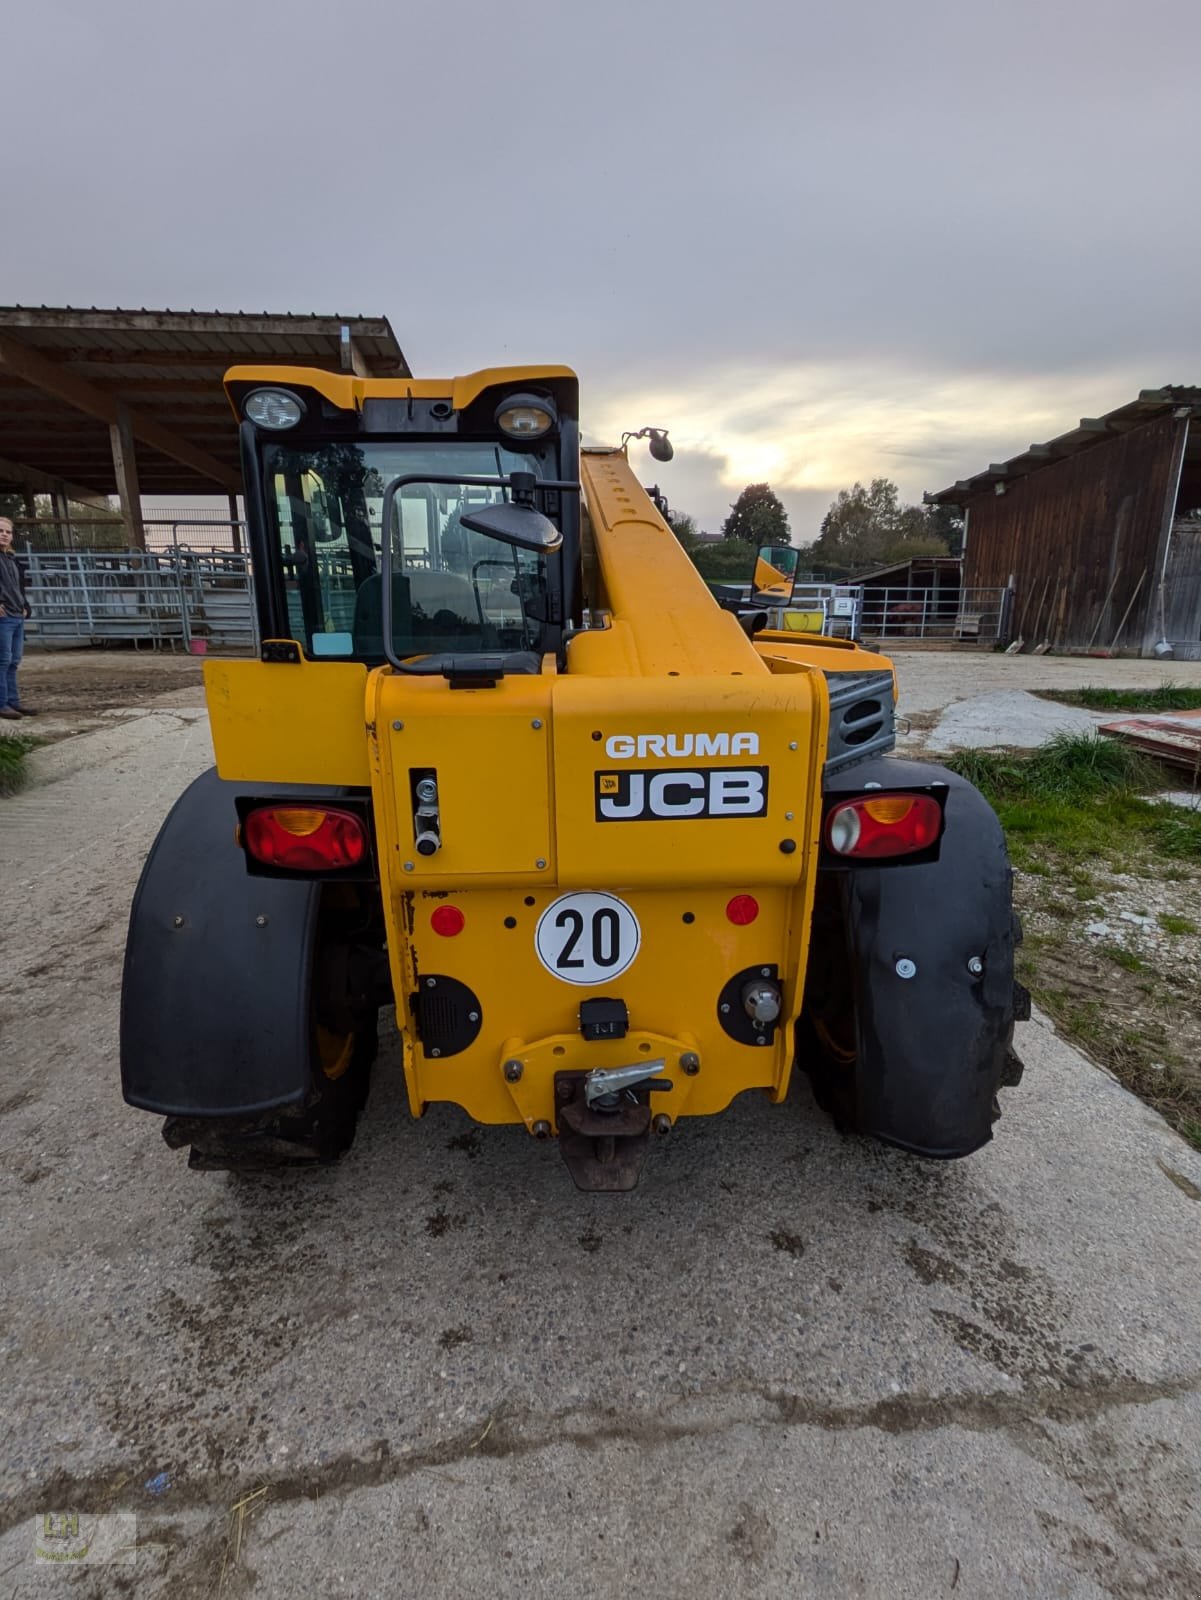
243, 806, 368, 871
825, 792, 943, 860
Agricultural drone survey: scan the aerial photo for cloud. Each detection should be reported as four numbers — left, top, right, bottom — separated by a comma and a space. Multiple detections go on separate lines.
586, 358, 1154, 540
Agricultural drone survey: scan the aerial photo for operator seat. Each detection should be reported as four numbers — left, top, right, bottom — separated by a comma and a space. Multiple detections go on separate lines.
352, 571, 413, 659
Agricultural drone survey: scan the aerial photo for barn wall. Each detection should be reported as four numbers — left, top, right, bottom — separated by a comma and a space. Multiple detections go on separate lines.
962, 415, 1182, 650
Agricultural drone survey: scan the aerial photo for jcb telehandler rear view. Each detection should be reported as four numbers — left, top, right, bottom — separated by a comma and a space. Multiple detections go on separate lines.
121, 364, 1025, 1190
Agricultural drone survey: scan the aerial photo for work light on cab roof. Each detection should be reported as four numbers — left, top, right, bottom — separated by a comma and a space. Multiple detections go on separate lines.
243, 387, 305, 430
495, 393, 557, 439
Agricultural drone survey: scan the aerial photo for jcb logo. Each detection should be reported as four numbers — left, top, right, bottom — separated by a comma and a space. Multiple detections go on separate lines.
595, 767, 769, 822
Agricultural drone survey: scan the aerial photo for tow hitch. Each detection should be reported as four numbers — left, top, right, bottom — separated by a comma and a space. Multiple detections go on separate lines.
556, 1061, 671, 1192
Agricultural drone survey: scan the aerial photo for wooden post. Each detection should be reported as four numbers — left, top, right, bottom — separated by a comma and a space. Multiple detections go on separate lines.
51, 485, 73, 549
109, 402, 146, 550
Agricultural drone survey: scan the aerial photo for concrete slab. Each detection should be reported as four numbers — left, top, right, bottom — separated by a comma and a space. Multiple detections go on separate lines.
926, 689, 1103, 752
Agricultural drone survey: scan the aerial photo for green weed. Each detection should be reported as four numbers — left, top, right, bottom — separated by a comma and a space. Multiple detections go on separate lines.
1040, 683, 1201, 712
0, 733, 38, 798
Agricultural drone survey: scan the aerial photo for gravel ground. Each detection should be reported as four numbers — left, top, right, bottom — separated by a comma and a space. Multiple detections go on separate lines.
2, 652, 1201, 1597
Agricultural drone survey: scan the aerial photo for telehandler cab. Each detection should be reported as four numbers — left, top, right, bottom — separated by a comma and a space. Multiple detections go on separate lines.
121, 364, 1026, 1190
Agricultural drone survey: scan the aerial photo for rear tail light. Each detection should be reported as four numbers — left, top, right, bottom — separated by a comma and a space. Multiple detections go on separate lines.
825, 792, 943, 859
243, 806, 368, 870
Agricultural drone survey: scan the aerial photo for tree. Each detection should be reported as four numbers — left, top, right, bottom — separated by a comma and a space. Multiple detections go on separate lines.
721, 483, 790, 547
689, 540, 757, 583
925, 500, 965, 557
809, 477, 952, 572
667, 510, 701, 552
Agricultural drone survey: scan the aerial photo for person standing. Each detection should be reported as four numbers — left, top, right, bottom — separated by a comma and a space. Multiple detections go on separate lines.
0, 516, 36, 720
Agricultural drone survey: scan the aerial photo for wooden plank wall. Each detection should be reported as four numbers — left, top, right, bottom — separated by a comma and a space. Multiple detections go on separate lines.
962, 415, 1180, 650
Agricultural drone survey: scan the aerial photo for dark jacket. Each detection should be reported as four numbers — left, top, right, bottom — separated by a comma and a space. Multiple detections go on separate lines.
0, 550, 29, 619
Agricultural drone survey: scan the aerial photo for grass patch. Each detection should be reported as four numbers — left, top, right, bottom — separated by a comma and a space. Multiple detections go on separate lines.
0, 732, 38, 797
1040, 682, 1201, 713
1103, 945, 1145, 973
950, 731, 1201, 1148
946, 734, 1201, 865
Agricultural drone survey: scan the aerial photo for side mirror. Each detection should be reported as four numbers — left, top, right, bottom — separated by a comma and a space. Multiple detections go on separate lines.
459, 500, 563, 554
752, 544, 798, 602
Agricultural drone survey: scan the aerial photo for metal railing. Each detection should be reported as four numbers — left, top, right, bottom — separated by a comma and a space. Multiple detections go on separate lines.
858, 585, 1011, 644
22, 547, 258, 655
11, 516, 244, 553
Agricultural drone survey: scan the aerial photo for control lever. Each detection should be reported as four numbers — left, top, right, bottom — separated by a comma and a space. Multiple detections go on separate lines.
584, 1060, 669, 1107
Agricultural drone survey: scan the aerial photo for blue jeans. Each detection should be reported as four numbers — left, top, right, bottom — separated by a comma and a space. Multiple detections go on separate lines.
0, 615, 25, 708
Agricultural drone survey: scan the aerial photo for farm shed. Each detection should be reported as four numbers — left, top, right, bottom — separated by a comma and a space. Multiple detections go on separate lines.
928, 387, 1201, 659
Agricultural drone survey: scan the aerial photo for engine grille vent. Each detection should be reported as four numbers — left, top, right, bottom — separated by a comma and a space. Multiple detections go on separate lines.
824, 670, 897, 774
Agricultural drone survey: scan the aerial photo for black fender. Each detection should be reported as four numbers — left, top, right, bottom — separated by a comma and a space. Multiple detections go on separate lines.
120, 767, 344, 1118
802, 755, 1018, 1157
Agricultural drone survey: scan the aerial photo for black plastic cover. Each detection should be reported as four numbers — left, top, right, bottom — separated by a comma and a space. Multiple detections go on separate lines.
809, 755, 1018, 1158
579, 997, 629, 1041
120, 768, 338, 1117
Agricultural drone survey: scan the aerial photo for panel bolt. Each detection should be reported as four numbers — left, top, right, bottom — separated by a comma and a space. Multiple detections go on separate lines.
531, 718, 543, 729
680, 1052, 700, 1075
967, 956, 984, 976
895, 958, 917, 979
535, 858, 547, 870
761, 967, 772, 978
255, 915, 268, 927
755, 1035, 769, 1045
504, 1059, 524, 1082
720, 1002, 731, 1014
403, 861, 414, 872
789, 741, 798, 750
392, 720, 404, 731
785, 811, 794, 821
430, 1047, 441, 1058
468, 1011, 480, 1023
652, 1113, 672, 1137
426, 977, 437, 988
532, 1119, 551, 1140
173, 915, 184, 928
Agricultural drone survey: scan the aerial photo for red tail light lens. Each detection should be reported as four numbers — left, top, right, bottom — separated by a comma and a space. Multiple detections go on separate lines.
825, 792, 943, 859
243, 806, 367, 870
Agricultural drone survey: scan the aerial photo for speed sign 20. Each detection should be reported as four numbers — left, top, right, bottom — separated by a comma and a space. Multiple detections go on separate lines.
534, 892, 641, 986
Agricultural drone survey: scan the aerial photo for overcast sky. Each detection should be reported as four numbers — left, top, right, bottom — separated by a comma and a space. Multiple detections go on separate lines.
4, 0, 1199, 540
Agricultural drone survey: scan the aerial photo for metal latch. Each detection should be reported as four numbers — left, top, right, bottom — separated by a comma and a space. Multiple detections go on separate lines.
583, 1060, 668, 1106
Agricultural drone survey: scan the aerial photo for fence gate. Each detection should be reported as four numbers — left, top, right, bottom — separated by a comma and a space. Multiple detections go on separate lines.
23, 548, 258, 655
858, 585, 1011, 645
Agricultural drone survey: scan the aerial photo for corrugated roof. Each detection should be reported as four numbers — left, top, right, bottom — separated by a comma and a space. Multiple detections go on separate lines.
0, 305, 409, 498
927, 386, 1201, 506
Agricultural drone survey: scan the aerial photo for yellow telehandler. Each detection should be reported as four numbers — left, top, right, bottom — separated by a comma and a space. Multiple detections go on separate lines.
121, 364, 1025, 1189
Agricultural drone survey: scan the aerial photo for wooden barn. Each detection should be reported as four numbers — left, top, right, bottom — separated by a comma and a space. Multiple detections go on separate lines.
928, 387, 1201, 659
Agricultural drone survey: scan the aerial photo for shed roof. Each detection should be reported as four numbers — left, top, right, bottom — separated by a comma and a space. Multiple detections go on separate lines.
0, 305, 409, 499
927, 386, 1201, 506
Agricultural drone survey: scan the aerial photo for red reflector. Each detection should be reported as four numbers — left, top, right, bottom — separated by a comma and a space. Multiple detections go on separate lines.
726, 894, 760, 925
243, 806, 367, 870
825, 792, 942, 859
431, 905, 465, 937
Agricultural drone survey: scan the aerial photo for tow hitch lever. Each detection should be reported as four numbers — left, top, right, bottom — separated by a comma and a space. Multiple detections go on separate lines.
584, 1060, 669, 1106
